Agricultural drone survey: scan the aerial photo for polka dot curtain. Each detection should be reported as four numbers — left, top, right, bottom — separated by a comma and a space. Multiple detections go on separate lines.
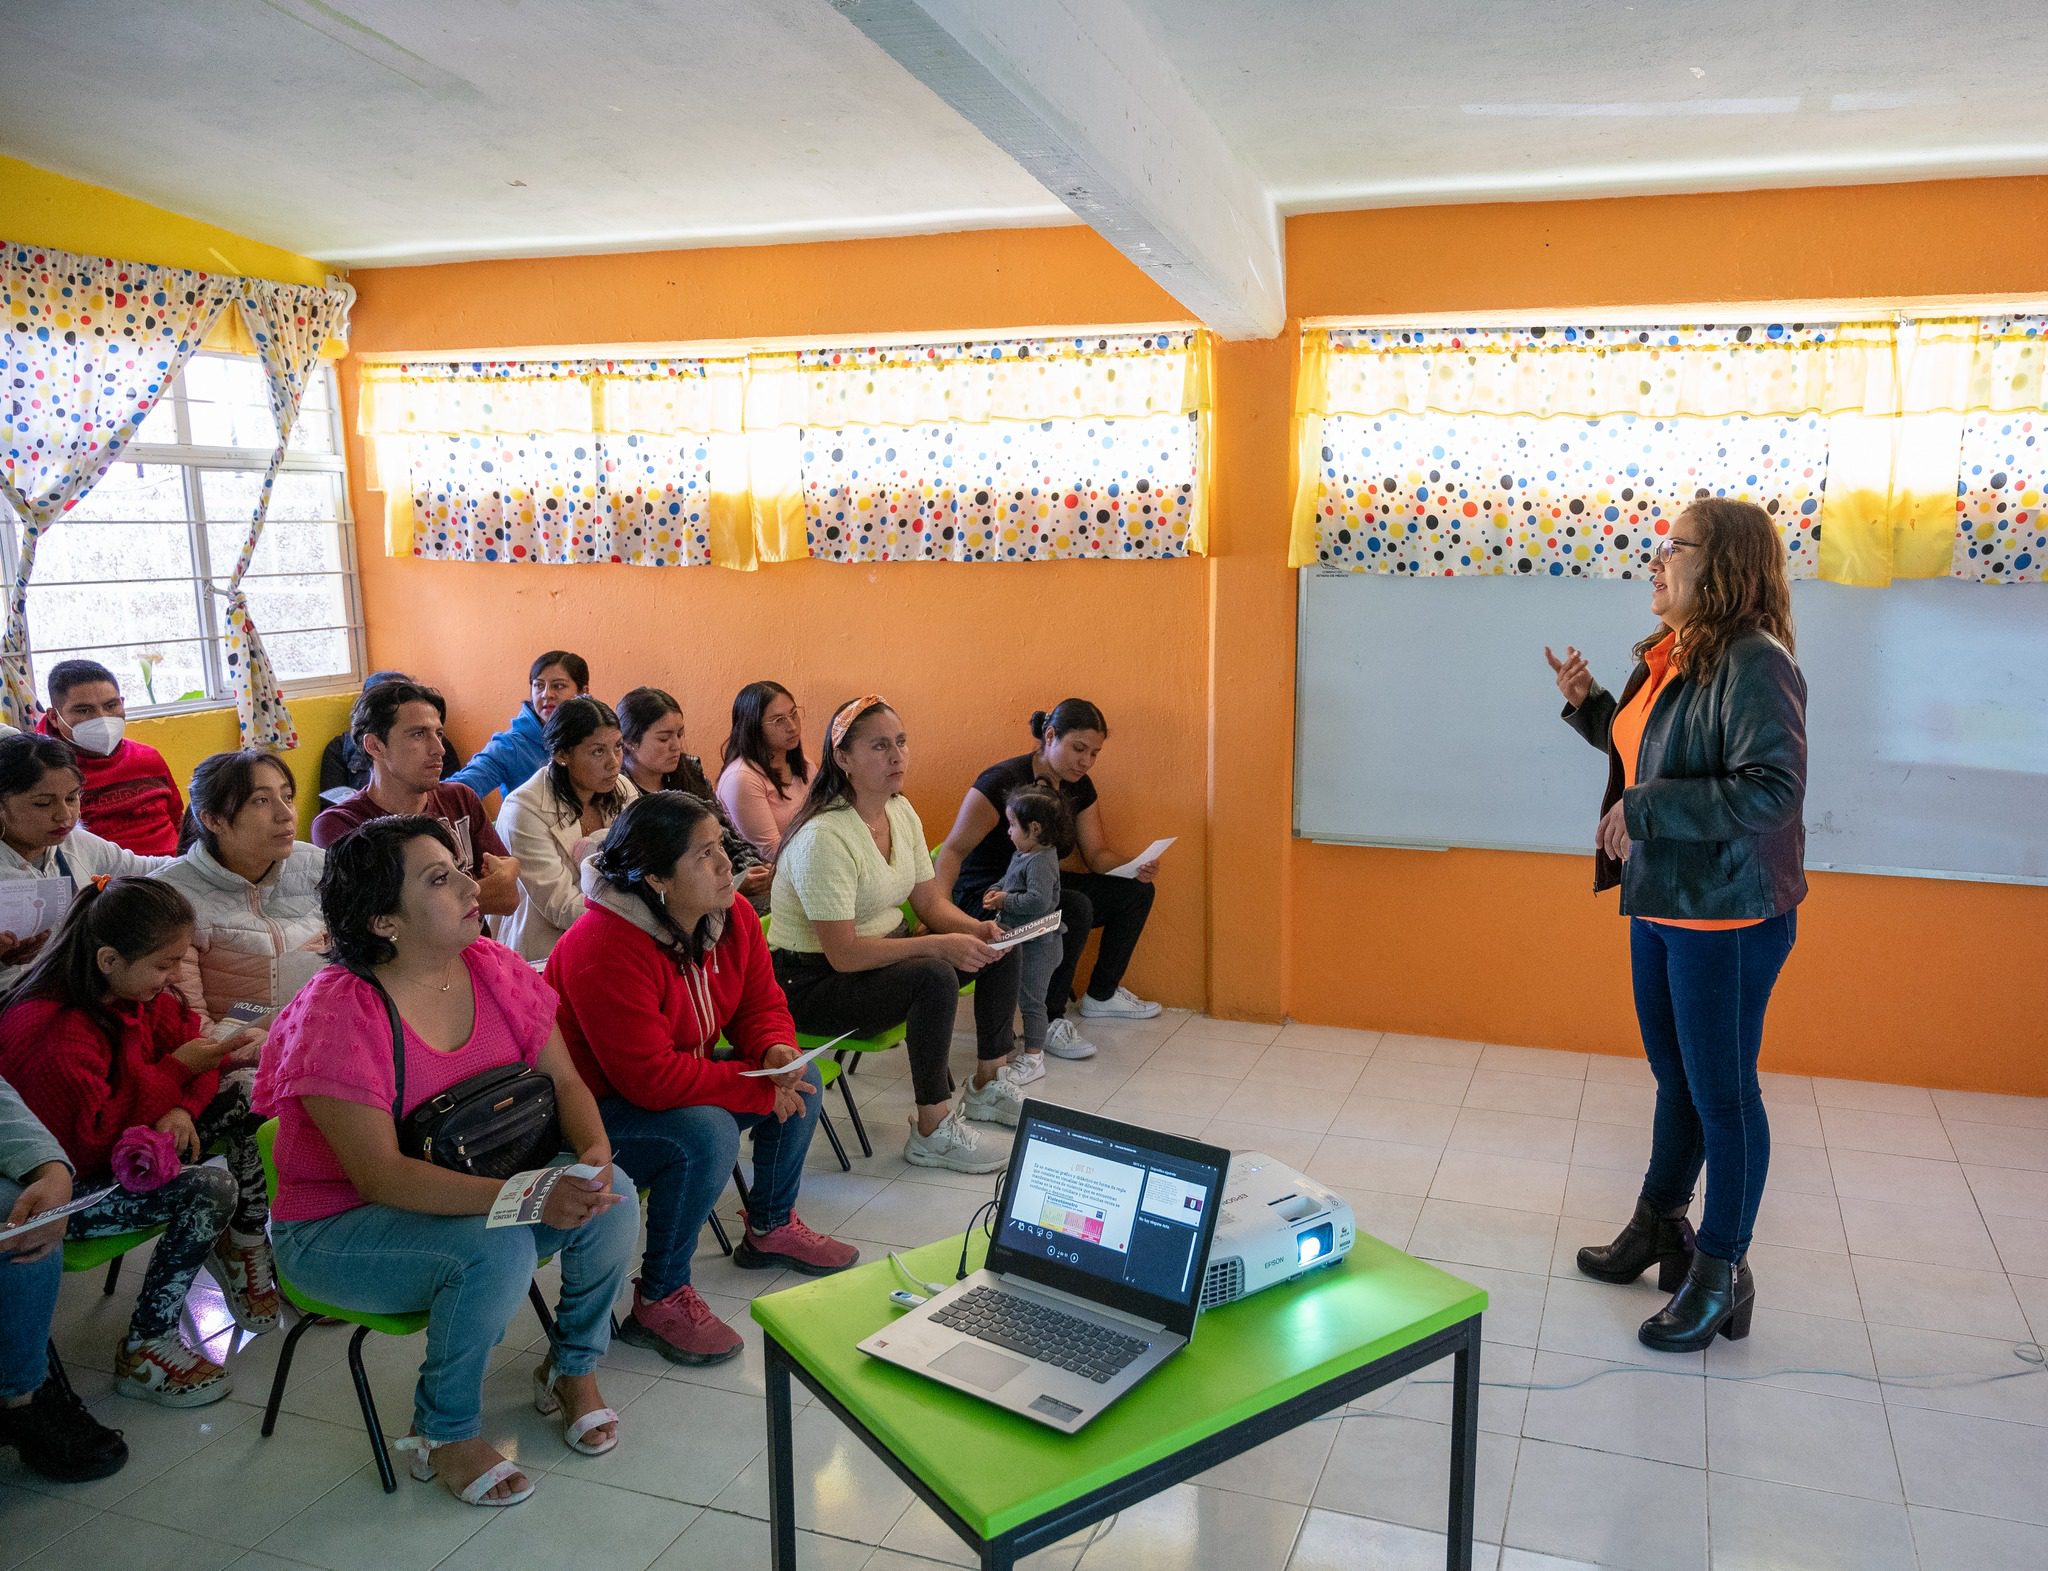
224, 279, 355, 751
1, 245, 239, 725
1293, 320, 2048, 586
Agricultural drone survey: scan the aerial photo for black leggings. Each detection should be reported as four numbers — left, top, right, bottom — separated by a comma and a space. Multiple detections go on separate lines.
955, 871, 1157, 1019
773, 944, 1019, 1106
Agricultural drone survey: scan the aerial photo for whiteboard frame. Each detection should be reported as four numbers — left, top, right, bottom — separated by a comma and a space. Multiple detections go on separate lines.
1290, 570, 2048, 887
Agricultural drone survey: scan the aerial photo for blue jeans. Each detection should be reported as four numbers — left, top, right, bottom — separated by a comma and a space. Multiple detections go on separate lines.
600, 1062, 825, 1300
1632, 912, 1797, 1262
0, 1177, 62, 1399
272, 1168, 638, 1444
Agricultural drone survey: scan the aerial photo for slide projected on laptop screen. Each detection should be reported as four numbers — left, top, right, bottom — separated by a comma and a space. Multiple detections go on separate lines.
1000, 1124, 1208, 1302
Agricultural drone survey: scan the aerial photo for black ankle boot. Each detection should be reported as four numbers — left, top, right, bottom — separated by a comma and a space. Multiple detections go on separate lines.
1576, 1195, 1695, 1291
1638, 1252, 1754, 1352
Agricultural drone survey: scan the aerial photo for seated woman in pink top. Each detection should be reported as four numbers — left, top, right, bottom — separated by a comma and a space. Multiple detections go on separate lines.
716, 681, 811, 862
255, 815, 637, 1510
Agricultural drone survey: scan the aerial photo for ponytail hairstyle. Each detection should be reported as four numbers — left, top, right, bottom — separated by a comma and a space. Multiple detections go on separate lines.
1634, 498, 1797, 682
779, 696, 894, 848
721, 680, 810, 798
6, 876, 196, 1036
588, 791, 724, 965
542, 696, 628, 822
1029, 697, 1108, 747
181, 748, 295, 856
1005, 782, 1075, 857
616, 685, 712, 797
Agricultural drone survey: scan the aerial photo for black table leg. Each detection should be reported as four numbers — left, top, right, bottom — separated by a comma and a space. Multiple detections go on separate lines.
1446, 1317, 1481, 1571
765, 1333, 798, 1571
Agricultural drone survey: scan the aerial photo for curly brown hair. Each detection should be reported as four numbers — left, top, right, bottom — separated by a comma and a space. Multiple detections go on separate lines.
1636, 498, 1795, 680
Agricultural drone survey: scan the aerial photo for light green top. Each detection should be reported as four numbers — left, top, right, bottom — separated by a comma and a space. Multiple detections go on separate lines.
766, 796, 934, 954
752, 1230, 1486, 1541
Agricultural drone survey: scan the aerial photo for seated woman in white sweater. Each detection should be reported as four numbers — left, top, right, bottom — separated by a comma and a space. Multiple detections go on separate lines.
161, 750, 326, 1025
0, 733, 168, 989
494, 697, 638, 960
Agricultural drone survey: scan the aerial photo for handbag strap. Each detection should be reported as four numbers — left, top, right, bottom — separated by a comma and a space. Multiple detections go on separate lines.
350, 967, 408, 1123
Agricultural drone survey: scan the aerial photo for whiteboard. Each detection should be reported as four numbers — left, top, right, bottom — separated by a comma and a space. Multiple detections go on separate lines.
1294, 572, 2048, 884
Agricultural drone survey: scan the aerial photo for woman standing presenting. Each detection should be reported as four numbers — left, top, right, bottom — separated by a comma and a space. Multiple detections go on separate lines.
1548, 498, 1806, 1352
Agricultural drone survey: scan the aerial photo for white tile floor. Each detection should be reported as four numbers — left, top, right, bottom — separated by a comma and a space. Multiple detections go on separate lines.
8, 1011, 2048, 1571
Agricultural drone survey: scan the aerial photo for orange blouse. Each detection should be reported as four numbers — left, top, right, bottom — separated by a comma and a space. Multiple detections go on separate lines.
1610, 633, 1762, 932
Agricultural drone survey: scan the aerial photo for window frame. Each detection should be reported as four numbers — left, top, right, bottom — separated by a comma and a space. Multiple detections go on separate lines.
2, 352, 366, 718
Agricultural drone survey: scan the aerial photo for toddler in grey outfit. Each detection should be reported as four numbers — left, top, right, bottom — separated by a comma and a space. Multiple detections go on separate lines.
983, 784, 1073, 1079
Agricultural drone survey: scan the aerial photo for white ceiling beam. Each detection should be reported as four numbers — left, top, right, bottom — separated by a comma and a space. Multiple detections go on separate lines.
832, 0, 1284, 340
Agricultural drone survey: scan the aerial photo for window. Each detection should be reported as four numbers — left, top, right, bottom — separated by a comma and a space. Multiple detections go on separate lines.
12, 352, 362, 712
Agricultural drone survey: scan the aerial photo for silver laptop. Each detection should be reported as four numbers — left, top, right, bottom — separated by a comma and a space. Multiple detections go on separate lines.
859, 1100, 1229, 1432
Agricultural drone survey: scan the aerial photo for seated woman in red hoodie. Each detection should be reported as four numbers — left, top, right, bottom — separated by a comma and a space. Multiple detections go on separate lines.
547, 792, 857, 1366
0, 877, 271, 1408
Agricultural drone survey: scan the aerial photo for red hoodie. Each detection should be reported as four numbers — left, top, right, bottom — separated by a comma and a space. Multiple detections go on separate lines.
35, 716, 185, 856
546, 893, 790, 1115
0, 990, 217, 1178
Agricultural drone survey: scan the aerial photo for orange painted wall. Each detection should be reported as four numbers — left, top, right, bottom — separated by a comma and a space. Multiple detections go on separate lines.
1272, 177, 2048, 1093
341, 177, 2048, 1093
338, 229, 1212, 1009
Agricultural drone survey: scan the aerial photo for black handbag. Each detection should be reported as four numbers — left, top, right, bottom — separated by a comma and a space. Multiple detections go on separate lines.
371, 972, 563, 1180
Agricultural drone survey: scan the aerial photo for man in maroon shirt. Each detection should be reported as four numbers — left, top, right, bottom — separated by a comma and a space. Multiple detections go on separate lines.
310, 679, 522, 917
35, 660, 184, 855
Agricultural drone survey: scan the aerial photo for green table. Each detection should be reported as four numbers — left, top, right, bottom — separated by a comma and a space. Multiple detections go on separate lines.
751, 1230, 1487, 1570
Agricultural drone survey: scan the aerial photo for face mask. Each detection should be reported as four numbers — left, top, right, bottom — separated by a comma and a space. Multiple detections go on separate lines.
67, 715, 125, 756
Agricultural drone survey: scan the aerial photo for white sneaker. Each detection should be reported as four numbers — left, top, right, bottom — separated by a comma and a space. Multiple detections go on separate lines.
1003, 1051, 1047, 1087
904, 1111, 1005, 1174
1043, 1018, 1098, 1059
961, 1072, 1024, 1127
1079, 986, 1162, 1021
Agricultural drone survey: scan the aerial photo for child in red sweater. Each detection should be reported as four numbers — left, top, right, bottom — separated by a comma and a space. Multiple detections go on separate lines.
547, 792, 856, 1366
0, 878, 271, 1406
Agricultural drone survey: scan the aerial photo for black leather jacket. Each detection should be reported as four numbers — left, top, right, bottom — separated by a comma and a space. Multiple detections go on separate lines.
1563, 629, 1807, 920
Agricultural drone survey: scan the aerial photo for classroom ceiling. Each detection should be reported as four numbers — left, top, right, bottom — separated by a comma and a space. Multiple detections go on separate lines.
2, 0, 2042, 279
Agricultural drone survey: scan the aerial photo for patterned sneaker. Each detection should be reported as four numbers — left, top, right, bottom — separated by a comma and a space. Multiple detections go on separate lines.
961, 1072, 1024, 1127
1002, 1050, 1047, 1087
735, 1215, 860, 1277
904, 1109, 1005, 1174
113, 1334, 232, 1408
1079, 985, 1162, 1020
616, 1280, 742, 1366
1043, 1018, 1098, 1059
206, 1232, 281, 1333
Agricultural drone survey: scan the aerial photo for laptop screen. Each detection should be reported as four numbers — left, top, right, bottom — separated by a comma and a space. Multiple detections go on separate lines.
987, 1101, 1229, 1337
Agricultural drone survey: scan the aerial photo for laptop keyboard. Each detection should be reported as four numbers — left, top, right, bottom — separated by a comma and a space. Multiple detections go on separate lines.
931, 1286, 1151, 1384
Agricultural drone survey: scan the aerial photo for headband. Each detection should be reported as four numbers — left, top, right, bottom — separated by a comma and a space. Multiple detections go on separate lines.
829, 695, 888, 749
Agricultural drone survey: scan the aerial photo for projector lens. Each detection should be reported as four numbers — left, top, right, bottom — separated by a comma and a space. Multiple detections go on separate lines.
1297, 1222, 1334, 1265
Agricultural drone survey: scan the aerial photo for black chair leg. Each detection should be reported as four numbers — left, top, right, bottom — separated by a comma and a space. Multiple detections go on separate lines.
527, 1280, 557, 1346
261, 1311, 321, 1438
345, 1324, 397, 1494
707, 1210, 733, 1257
835, 1053, 872, 1156
731, 1164, 752, 1212
819, 1107, 851, 1172
102, 1258, 121, 1296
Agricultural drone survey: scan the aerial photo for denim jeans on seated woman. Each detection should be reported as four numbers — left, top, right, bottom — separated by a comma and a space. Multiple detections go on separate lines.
0, 1176, 63, 1400
600, 1060, 826, 1301
1632, 911, 1797, 1264
271, 1167, 638, 1445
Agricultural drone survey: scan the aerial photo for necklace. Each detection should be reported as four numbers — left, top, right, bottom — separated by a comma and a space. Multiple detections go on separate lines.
391, 959, 459, 994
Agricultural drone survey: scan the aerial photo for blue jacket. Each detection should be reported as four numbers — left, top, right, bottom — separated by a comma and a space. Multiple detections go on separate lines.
448, 703, 548, 805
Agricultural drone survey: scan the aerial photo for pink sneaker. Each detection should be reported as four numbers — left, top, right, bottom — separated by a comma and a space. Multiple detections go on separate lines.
615, 1279, 742, 1366
735, 1215, 860, 1277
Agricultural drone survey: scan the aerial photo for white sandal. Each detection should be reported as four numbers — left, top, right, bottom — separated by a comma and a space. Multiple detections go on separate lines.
391, 1433, 534, 1507
532, 1362, 620, 1457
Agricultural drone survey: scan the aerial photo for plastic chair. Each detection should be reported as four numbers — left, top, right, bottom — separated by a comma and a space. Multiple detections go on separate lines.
254, 1119, 558, 1493
62, 1227, 168, 1297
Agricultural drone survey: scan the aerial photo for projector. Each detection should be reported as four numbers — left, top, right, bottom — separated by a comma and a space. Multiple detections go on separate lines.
1199, 1152, 1356, 1308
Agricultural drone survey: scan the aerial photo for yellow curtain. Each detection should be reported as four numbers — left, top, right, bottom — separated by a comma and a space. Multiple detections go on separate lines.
359, 329, 1212, 567
1292, 320, 2048, 582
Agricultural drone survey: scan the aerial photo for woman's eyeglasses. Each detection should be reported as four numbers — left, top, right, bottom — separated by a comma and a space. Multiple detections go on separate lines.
1651, 536, 1701, 563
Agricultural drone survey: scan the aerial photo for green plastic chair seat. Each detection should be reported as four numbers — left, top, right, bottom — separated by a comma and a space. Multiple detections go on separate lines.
61, 1228, 162, 1274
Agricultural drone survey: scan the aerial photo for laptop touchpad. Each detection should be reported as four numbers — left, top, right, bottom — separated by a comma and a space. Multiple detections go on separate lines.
932, 1342, 1027, 1390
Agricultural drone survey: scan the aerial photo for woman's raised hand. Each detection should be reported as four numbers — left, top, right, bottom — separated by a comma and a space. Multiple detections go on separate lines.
1545, 645, 1594, 708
